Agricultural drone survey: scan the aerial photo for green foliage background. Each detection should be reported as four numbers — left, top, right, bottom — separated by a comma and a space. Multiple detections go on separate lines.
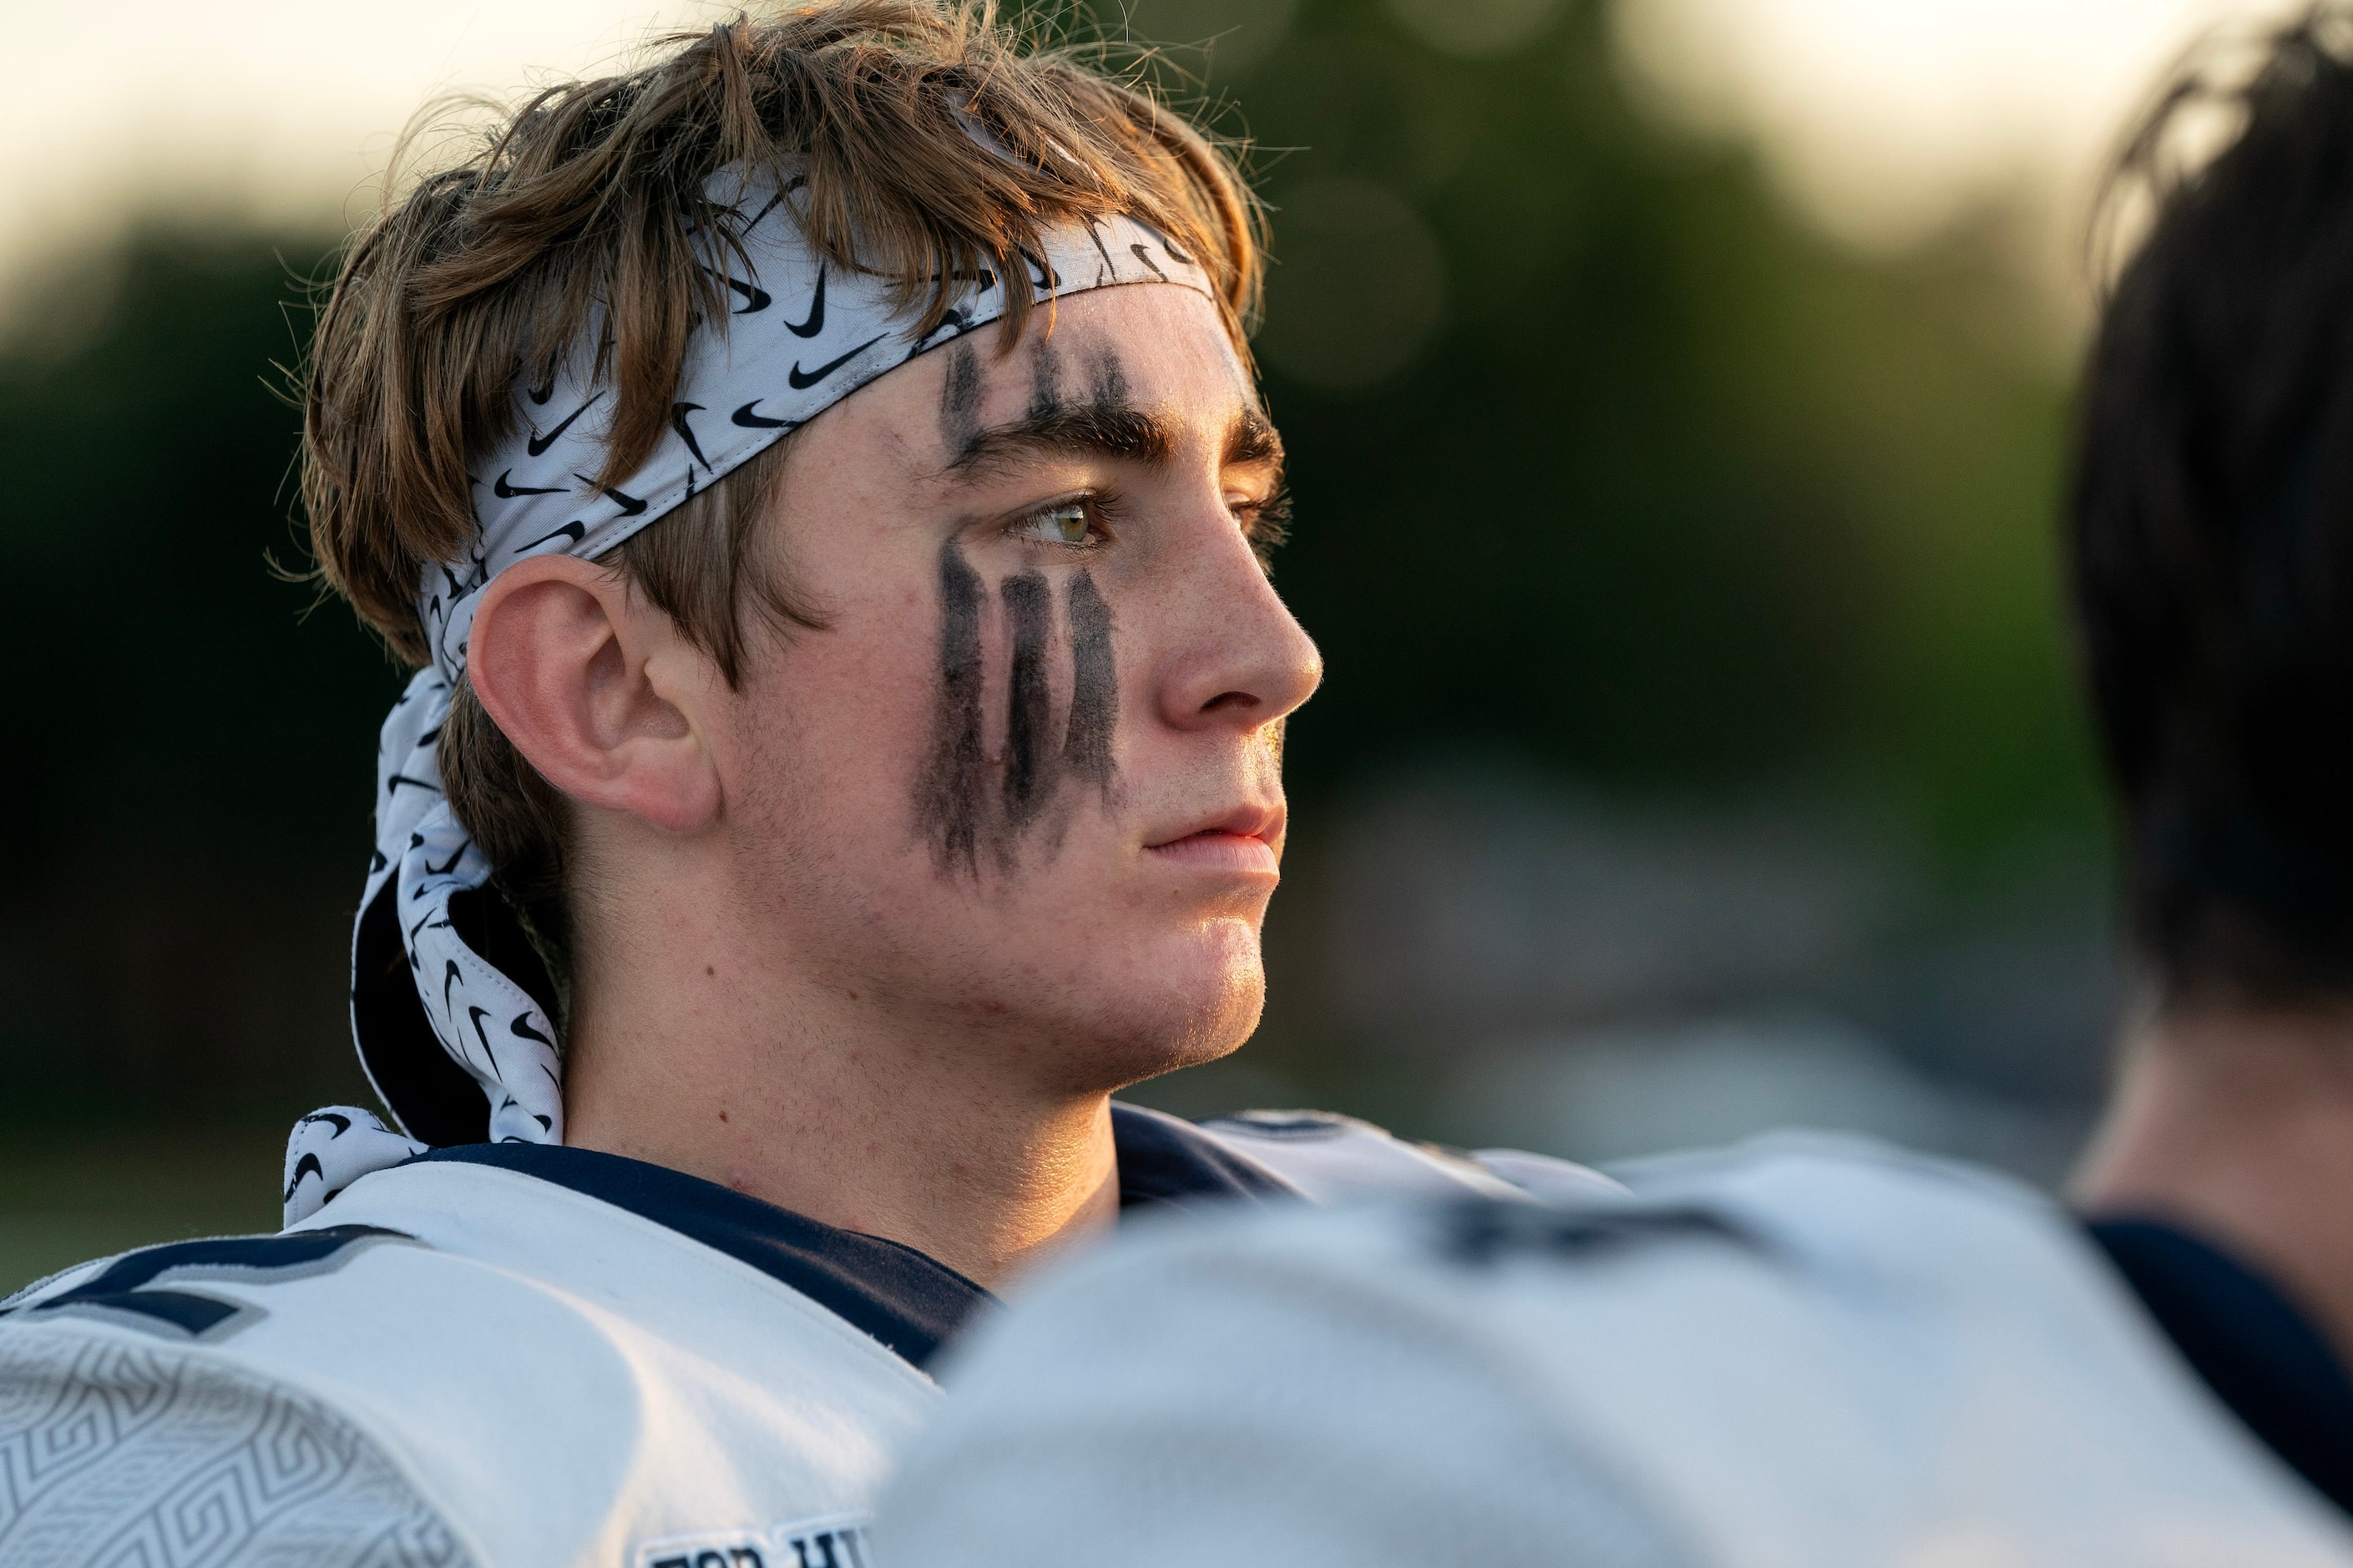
0, 0, 2100, 1134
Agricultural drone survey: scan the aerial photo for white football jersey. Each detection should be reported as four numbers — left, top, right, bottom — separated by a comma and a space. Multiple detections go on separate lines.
878, 1135, 2353, 1568
0, 1104, 1604, 1566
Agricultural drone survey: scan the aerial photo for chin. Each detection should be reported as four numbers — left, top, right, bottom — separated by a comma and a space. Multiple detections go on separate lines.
1085, 931, 1268, 1091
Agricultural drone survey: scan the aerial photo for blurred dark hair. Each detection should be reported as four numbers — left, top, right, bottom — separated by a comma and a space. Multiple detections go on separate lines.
2074, 4, 2353, 1007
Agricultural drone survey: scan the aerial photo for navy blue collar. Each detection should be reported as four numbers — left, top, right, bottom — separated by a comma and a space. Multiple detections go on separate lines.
2088, 1216, 2353, 1516
415, 1102, 1292, 1372
1110, 1102, 1303, 1209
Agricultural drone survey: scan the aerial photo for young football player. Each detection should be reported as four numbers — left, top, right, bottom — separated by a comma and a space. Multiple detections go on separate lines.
0, 5, 1606, 1564
876, 13, 2353, 1566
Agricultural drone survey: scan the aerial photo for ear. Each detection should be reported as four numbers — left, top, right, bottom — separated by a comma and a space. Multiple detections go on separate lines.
465, 555, 724, 835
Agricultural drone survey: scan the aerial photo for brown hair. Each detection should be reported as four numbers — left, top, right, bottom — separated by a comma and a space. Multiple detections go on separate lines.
302, 0, 1264, 947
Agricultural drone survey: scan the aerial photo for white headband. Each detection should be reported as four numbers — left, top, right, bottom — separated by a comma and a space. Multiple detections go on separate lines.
284, 174, 1215, 1222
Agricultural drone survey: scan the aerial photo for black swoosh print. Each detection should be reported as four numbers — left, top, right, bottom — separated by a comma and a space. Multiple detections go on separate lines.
1019, 248, 1059, 291
670, 402, 711, 468
519, 522, 586, 551
573, 474, 649, 516
788, 335, 883, 389
1129, 242, 1167, 281
512, 1013, 554, 1047
526, 392, 604, 457
704, 265, 772, 314
493, 470, 564, 498
910, 307, 977, 354
526, 372, 555, 406
731, 400, 793, 428
468, 1007, 499, 1073
787, 267, 827, 337
740, 188, 787, 232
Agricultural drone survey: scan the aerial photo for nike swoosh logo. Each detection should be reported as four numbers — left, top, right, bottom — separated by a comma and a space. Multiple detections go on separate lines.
425, 847, 466, 877
670, 402, 711, 468
731, 400, 795, 428
513, 1013, 554, 1047
525, 372, 555, 405
1129, 242, 1167, 281
787, 267, 826, 337
493, 469, 564, 498
519, 522, 585, 551
703, 265, 771, 314
573, 473, 648, 516
1019, 248, 1059, 291
525, 392, 603, 457
468, 1006, 499, 1073
909, 307, 976, 355
741, 188, 787, 231
787, 335, 883, 389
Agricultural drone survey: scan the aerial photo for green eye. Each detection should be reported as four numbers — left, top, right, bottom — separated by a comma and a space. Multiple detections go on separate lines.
1013, 500, 1098, 547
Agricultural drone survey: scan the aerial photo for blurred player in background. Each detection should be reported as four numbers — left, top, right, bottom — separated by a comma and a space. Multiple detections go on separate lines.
0, 4, 1604, 1563
875, 10, 2353, 1565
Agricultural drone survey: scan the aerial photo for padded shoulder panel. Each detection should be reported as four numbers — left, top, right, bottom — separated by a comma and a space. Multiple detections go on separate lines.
0, 1324, 476, 1567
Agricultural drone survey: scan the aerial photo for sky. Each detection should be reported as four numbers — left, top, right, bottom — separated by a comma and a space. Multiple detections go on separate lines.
0, 0, 2305, 305
1614, 0, 2300, 255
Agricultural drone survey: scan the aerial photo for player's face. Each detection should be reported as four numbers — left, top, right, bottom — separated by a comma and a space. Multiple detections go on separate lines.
712, 285, 1319, 1093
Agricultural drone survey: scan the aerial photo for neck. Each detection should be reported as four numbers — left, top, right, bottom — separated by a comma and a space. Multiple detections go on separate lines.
2073, 999, 2353, 1360
557, 888, 1120, 1290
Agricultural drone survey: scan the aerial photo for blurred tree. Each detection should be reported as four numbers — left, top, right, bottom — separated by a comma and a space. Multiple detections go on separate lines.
0, 226, 391, 1124
0, 0, 2104, 1123
1100, 0, 2100, 867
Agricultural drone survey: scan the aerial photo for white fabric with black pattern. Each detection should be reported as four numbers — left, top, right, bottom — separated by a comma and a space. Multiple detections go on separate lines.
284, 167, 1214, 1225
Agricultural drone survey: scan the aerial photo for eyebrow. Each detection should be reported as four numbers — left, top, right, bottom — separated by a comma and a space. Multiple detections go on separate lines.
942, 403, 1286, 483
945, 405, 1175, 476
1227, 407, 1283, 471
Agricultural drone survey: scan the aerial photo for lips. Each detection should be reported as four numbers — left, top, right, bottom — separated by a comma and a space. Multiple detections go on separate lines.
1145, 805, 1283, 876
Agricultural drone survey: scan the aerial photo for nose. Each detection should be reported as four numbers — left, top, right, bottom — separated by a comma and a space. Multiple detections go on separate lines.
1155, 516, 1323, 734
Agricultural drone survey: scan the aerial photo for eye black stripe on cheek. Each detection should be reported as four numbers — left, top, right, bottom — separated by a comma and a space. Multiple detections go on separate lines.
1000, 571, 1055, 832
1062, 570, 1116, 795
917, 540, 989, 878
